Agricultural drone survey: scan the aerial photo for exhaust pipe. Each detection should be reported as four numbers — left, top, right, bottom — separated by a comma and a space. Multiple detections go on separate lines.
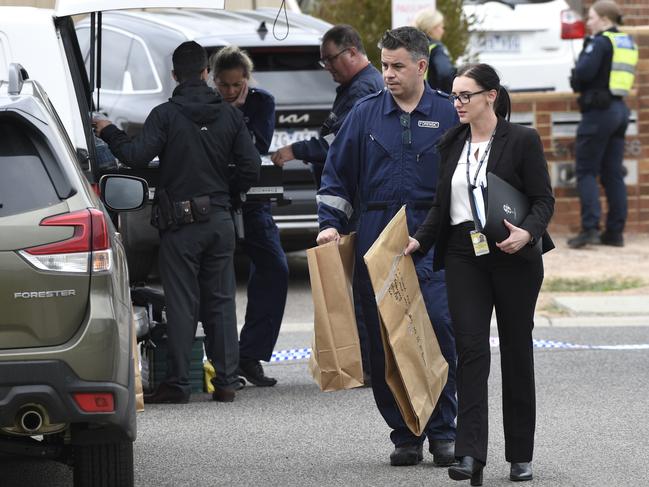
18, 408, 44, 434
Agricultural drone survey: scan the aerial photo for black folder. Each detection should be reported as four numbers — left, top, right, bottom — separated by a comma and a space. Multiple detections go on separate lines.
483, 173, 541, 260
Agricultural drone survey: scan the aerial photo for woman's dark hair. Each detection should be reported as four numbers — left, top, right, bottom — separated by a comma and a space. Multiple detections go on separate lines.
456, 63, 511, 121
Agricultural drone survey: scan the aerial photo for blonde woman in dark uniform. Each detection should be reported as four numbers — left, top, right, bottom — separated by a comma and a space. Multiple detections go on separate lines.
405, 63, 554, 485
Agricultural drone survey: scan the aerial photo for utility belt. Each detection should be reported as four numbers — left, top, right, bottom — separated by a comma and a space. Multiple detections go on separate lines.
151, 189, 213, 231
578, 90, 620, 112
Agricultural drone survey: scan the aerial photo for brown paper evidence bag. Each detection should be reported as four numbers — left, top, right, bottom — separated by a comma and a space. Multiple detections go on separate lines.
306, 233, 365, 392
363, 206, 448, 436
306, 208, 448, 437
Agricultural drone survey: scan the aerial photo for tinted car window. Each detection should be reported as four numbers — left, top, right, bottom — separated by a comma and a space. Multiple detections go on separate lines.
254, 71, 337, 106
0, 121, 60, 217
244, 46, 321, 71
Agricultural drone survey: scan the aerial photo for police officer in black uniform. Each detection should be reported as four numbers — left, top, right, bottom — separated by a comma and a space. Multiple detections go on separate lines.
567, 0, 638, 249
95, 41, 260, 403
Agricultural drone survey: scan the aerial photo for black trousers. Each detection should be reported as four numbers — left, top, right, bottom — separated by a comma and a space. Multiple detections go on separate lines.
444, 223, 543, 464
158, 207, 238, 396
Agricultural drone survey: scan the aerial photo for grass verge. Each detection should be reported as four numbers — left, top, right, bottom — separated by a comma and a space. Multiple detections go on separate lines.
542, 276, 646, 293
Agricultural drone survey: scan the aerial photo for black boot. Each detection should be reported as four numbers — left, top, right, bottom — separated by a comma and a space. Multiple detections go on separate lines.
237, 359, 277, 387
144, 382, 189, 404
510, 462, 533, 481
448, 456, 484, 486
600, 231, 624, 247
567, 229, 600, 249
211, 384, 236, 402
389, 443, 423, 466
429, 439, 457, 467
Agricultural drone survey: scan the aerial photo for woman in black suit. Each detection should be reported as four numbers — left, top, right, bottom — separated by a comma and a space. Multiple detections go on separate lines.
405, 64, 554, 485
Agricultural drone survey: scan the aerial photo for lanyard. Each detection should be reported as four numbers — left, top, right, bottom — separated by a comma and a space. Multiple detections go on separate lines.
465, 129, 496, 231
465, 129, 496, 190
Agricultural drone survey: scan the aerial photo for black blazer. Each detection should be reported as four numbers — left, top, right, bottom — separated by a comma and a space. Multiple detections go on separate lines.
414, 117, 555, 271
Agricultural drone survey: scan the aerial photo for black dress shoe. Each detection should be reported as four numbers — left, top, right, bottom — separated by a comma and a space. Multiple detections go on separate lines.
237, 359, 277, 387
211, 384, 235, 402
567, 229, 600, 249
510, 462, 533, 481
448, 456, 484, 486
600, 231, 624, 247
389, 443, 423, 466
143, 383, 189, 404
429, 439, 457, 467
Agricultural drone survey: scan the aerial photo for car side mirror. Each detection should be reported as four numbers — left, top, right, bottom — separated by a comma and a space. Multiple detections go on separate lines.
99, 174, 148, 212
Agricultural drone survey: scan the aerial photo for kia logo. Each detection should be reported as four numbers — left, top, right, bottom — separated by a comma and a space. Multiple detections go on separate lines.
278, 113, 310, 124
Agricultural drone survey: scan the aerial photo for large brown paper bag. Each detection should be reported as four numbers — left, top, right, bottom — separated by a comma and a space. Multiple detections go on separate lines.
307, 233, 364, 391
363, 206, 448, 436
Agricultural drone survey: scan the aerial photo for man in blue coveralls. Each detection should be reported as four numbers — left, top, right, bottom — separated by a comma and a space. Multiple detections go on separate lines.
316, 27, 458, 467
211, 46, 289, 388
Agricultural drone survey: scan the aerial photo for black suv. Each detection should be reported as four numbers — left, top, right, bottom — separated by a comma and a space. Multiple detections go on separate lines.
75, 8, 336, 280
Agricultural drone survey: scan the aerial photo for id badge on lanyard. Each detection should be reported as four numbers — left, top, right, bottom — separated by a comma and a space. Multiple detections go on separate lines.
466, 130, 495, 257
470, 230, 490, 256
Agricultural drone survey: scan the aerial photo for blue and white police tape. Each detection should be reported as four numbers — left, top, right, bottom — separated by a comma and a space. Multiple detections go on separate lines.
269, 339, 649, 363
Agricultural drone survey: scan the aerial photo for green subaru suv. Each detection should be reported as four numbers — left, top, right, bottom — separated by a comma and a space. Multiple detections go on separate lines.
0, 65, 147, 485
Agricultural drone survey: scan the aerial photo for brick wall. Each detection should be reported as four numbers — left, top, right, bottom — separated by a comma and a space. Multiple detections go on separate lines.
510, 25, 649, 234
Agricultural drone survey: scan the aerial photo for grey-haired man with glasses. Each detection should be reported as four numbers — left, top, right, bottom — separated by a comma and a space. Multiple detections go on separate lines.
271, 24, 383, 189
316, 27, 459, 467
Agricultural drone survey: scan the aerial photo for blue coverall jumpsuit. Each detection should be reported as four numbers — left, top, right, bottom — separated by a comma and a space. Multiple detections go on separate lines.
238, 87, 289, 363
572, 28, 630, 236
318, 84, 458, 446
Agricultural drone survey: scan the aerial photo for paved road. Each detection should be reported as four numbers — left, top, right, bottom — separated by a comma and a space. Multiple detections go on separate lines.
2, 255, 649, 486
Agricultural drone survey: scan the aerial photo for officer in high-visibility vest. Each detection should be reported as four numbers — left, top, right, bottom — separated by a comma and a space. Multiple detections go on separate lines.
414, 8, 456, 94
568, 0, 638, 249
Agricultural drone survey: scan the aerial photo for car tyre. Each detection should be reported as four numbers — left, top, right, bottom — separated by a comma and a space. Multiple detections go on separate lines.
73, 440, 134, 487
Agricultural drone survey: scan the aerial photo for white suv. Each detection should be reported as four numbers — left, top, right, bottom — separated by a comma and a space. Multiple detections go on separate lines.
463, 0, 585, 92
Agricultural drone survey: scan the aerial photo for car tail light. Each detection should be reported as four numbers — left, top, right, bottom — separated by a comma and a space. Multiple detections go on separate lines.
19, 209, 112, 273
561, 9, 585, 40
73, 392, 115, 413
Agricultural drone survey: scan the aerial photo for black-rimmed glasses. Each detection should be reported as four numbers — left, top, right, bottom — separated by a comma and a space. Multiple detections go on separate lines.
400, 113, 411, 147
448, 89, 488, 104
318, 48, 350, 68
